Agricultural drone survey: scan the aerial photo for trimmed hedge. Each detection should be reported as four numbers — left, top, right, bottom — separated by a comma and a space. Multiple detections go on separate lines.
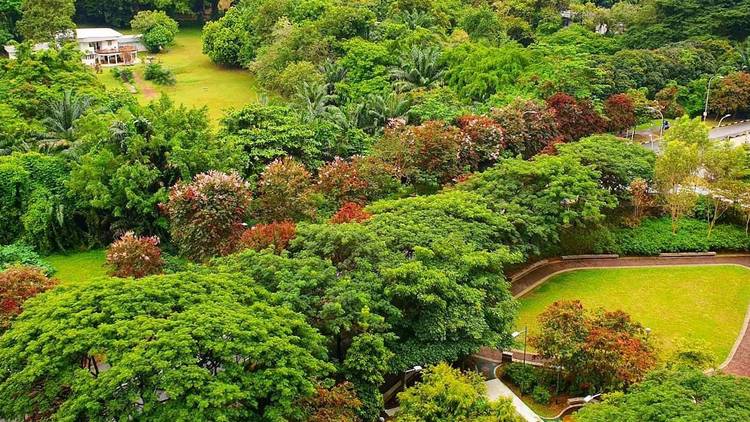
605, 218, 750, 256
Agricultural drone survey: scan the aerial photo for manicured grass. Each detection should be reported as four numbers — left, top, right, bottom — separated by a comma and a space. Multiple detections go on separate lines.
46, 250, 107, 285
515, 265, 750, 361
98, 26, 262, 122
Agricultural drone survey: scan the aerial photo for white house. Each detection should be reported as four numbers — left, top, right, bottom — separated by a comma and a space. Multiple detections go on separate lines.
4, 28, 146, 66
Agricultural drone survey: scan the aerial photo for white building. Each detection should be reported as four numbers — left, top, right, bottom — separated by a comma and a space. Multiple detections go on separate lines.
4, 28, 146, 66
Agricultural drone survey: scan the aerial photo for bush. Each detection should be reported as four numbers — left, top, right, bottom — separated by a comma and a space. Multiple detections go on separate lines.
106, 232, 164, 278
0, 266, 57, 329
111, 67, 134, 83
606, 217, 750, 256
531, 385, 551, 405
0, 244, 54, 275
503, 363, 539, 395
239, 221, 297, 254
253, 158, 316, 223
330, 202, 372, 224
143, 63, 176, 85
164, 171, 252, 262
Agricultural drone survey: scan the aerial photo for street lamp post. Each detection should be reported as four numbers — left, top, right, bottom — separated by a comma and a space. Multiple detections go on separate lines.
512, 327, 528, 366
703, 75, 724, 122
718, 114, 732, 127
402, 365, 422, 393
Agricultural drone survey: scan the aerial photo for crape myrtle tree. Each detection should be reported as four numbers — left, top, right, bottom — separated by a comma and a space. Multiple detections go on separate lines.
0, 272, 333, 421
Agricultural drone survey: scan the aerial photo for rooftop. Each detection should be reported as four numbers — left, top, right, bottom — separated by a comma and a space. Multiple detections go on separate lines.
75, 28, 124, 40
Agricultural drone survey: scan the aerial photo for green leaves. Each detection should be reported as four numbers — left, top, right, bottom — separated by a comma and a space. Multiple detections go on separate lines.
0, 272, 332, 421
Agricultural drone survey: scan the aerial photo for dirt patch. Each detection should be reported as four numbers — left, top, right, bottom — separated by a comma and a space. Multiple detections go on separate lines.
132, 71, 158, 99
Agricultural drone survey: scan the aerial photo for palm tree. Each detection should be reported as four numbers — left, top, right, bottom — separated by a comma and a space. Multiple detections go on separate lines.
390, 46, 445, 92
362, 91, 412, 134
295, 82, 341, 123
41, 89, 92, 152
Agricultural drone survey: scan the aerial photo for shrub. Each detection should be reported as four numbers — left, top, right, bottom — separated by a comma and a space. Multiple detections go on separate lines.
253, 158, 316, 223
456, 115, 506, 170
239, 221, 297, 254
317, 157, 369, 206
607, 217, 750, 256
0, 244, 54, 275
0, 266, 57, 329
531, 385, 551, 405
111, 67, 134, 83
546, 93, 606, 142
330, 202, 372, 224
164, 171, 252, 262
106, 232, 164, 278
503, 363, 539, 395
143, 63, 176, 85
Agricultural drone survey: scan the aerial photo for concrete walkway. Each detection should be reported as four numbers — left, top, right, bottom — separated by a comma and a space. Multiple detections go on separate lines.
486, 378, 542, 422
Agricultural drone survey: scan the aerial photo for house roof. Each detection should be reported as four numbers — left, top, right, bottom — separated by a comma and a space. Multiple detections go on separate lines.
76, 28, 124, 41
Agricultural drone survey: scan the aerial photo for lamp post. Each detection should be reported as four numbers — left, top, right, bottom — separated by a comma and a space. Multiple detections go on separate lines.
402, 365, 422, 393
512, 327, 528, 366
703, 75, 724, 121
718, 114, 732, 127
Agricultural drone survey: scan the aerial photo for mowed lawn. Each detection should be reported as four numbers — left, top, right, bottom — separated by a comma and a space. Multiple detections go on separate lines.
46, 249, 107, 285
98, 26, 261, 122
515, 265, 750, 361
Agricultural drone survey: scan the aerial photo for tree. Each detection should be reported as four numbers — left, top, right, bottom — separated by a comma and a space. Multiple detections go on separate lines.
655, 140, 701, 234
130, 10, 179, 53
702, 142, 746, 237
301, 382, 362, 422
0, 272, 333, 421
390, 46, 445, 92
0, 265, 56, 330
41, 89, 92, 151
330, 202, 372, 224
253, 157, 315, 223
531, 301, 656, 392
238, 221, 297, 254
456, 115, 506, 170
491, 99, 559, 159
201, 4, 256, 67
710, 71, 750, 116
546, 92, 606, 142
396, 363, 522, 422
557, 135, 656, 196
164, 171, 251, 262
576, 368, 750, 422
16, 0, 74, 41
604, 93, 637, 134
663, 115, 710, 151
628, 178, 654, 226
106, 231, 163, 278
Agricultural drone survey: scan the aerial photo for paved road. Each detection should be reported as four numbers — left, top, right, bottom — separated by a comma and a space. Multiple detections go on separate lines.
640, 122, 750, 153
709, 121, 750, 140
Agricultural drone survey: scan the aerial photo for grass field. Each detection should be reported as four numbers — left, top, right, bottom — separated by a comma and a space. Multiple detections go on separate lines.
46, 250, 107, 285
515, 265, 750, 361
98, 26, 262, 122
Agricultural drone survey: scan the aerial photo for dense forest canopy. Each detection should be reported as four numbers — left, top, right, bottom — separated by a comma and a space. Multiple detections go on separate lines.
1, 0, 750, 420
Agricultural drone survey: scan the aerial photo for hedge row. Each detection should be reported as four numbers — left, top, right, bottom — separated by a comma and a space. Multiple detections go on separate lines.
604, 218, 750, 256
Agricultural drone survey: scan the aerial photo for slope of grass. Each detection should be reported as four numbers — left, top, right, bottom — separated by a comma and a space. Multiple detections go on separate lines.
98, 26, 262, 122
46, 250, 107, 285
515, 265, 750, 361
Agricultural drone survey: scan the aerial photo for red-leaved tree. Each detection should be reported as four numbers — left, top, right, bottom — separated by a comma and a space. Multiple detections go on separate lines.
330, 202, 372, 224
546, 93, 606, 142
238, 221, 297, 254
531, 300, 656, 392
604, 93, 637, 134
106, 232, 164, 278
317, 157, 369, 206
0, 266, 57, 329
710, 71, 750, 116
456, 115, 506, 170
254, 157, 316, 223
164, 171, 252, 262
491, 99, 559, 159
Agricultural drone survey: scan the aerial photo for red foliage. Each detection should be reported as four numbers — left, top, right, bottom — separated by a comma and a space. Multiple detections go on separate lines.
302, 382, 362, 422
539, 137, 565, 155
456, 115, 506, 169
0, 266, 57, 329
330, 202, 372, 224
106, 231, 164, 278
164, 171, 252, 262
238, 221, 297, 254
317, 157, 369, 206
546, 93, 606, 142
710, 71, 750, 116
491, 99, 559, 159
254, 157, 315, 223
604, 93, 637, 134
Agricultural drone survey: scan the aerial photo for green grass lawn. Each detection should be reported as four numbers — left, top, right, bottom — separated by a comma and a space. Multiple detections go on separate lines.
46, 250, 107, 285
515, 265, 750, 361
98, 26, 262, 122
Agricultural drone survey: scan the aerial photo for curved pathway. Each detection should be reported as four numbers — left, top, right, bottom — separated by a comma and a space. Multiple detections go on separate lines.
506, 254, 750, 377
